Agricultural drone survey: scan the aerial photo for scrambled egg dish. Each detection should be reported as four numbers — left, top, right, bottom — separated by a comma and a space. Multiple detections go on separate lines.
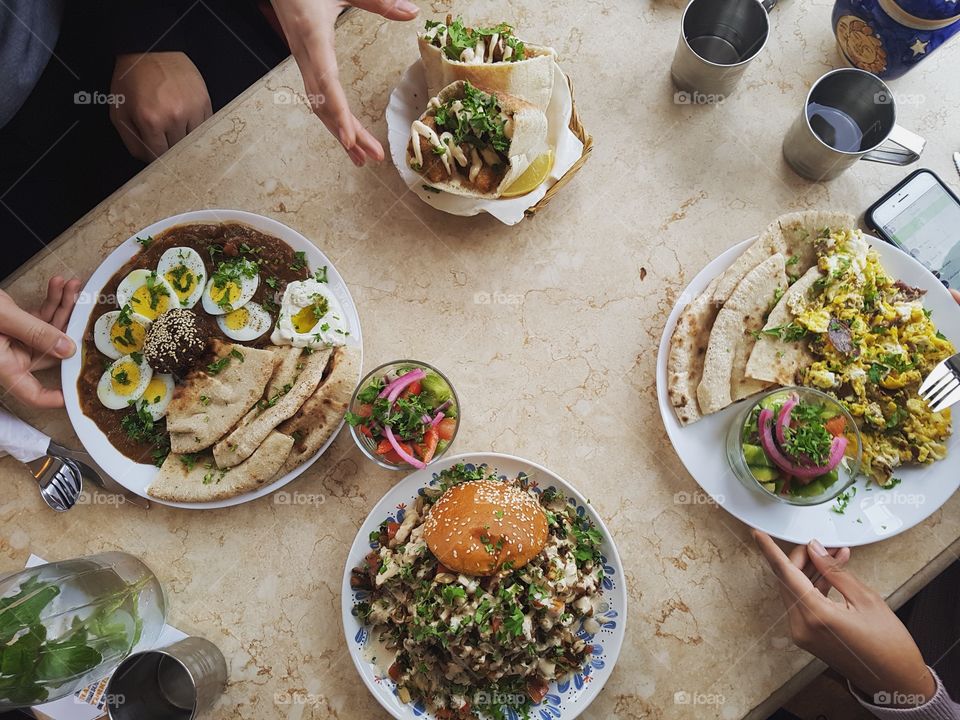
794, 229, 955, 485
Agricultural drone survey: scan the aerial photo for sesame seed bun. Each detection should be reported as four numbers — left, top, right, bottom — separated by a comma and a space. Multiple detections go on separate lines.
423, 480, 548, 576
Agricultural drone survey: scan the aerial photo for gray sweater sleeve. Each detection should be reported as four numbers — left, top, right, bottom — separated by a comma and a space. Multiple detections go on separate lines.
852, 670, 960, 720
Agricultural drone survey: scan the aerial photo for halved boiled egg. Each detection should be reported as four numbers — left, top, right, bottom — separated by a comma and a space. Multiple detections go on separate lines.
270, 278, 349, 348
216, 301, 272, 342
116, 269, 178, 321
93, 307, 152, 360
96, 354, 153, 410
137, 373, 175, 420
201, 258, 259, 315
157, 247, 206, 309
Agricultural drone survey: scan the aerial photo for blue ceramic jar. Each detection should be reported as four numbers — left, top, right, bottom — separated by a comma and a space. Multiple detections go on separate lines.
833, 0, 960, 79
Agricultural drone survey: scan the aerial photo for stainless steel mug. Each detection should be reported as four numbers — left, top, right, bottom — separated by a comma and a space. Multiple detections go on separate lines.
782, 68, 925, 181
105, 636, 227, 719
671, 0, 776, 101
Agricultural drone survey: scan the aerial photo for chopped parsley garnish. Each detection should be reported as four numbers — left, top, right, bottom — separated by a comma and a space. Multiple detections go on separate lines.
135, 235, 152, 248
120, 404, 169, 467
832, 486, 857, 514
290, 251, 308, 272
433, 81, 510, 154
206, 349, 244, 375
314, 266, 328, 283
755, 322, 808, 343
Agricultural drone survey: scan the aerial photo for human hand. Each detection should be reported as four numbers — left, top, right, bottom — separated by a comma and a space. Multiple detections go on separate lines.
0, 278, 81, 409
271, 0, 420, 166
951, 288, 960, 305
753, 530, 935, 707
110, 52, 213, 162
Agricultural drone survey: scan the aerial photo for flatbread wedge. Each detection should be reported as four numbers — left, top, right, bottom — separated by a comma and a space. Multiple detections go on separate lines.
407, 80, 548, 199
166, 340, 277, 454
712, 211, 856, 305
418, 20, 556, 111
147, 431, 294, 502
275, 345, 360, 477
697, 254, 788, 415
667, 276, 721, 425
212, 347, 333, 468
745, 266, 823, 386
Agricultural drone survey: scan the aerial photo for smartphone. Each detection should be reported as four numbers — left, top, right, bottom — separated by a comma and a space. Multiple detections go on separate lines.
866, 168, 960, 289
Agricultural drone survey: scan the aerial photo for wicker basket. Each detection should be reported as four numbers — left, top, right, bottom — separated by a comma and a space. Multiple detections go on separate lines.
525, 73, 593, 217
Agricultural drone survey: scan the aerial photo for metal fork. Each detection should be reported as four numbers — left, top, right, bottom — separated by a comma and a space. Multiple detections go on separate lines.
919, 354, 960, 412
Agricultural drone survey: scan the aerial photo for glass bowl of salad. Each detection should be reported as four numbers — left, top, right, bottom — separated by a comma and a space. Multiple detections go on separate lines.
726, 386, 863, 506
346, 360, 460, 470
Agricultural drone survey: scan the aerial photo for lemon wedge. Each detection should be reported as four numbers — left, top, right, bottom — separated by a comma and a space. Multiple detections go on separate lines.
501, 149, 555, 198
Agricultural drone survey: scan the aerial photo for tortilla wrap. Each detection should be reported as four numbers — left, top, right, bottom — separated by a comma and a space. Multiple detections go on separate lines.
167, 341, 277, 454
407, 80, 548, 199
697, 254, 788, 415
745, 266, 823, 385
712, 211, 856, 305
275, 345, 360, 477
147, 431, 294, 502
667, 276, 721, 425
418, 37, 557, 111
212, 346, 333, 468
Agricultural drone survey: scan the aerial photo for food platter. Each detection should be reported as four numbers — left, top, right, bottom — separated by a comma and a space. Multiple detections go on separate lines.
386, 61, 584, 225
341, 452, 626, 720
657, 235, 960, 546
61, 209, 363, 509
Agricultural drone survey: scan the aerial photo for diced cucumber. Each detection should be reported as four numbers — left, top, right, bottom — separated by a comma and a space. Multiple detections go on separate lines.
760, 481, 777, 493
817, 468, 840, 488
420, 373, 452, 406
758, 395, 782, 411
750, 465, 780, 482
743, 444, 773, 467
791, 478, 828, 497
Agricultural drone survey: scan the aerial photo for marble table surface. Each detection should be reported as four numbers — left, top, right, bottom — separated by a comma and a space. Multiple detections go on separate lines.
4, 1, 960, 718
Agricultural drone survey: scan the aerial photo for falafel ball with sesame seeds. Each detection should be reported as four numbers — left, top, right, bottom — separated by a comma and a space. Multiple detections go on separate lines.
142, 308, 210, 375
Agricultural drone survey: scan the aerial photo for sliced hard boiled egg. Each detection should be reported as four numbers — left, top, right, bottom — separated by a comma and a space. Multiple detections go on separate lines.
137, 373, 175, 420
93, 307, 152, 360
201, 258, 259, 315
216, 301, 272, 342
271, 278, 349, 348
116, 269, 178, 321
96, 354, 153, 410
157, 247, 207, 309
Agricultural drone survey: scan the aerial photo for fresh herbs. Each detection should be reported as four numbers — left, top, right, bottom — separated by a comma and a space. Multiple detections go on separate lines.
135, 235, 152, 248
209, 258, 258, 310
314, 266, 328, 283
119, 404, 169, 466
832, 486, 857, 514
290, 251, 308, 272
206, 348, 244, 375
755, 322, 808, 343
434, 82, 509, 154
782, 403, 833, 465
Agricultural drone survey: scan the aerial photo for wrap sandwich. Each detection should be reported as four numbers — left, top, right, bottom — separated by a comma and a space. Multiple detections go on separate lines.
419, 17, 556, 111
407, 80, 548, 199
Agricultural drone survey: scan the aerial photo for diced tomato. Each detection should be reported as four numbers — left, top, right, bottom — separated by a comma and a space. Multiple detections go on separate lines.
364, 552, 379, 574
825, 415, 847, 437
388, 662, 402, 682
356, 403, 373, 418
386, 521, 401, 541
526, 676, 549, 704
436, 417, 457, 441
376, 438, 413, 464
400, 380, 422, 398
491, 616, 502, 634
414, 427, 440, 464
358, 424, 373, 438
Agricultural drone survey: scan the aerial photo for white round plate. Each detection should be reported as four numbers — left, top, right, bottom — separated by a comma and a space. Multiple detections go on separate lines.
656, 236, 960, 546
61, 209, 363, 509
385, 60, 584, 226
341, 452, 627, 720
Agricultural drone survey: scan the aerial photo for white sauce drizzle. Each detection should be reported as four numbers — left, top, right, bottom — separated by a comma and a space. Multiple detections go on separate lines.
410, 120, 451, 174
468, 147, 482, 182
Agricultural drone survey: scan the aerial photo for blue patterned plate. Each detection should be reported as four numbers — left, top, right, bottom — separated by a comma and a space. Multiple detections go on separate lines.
341, 452, 627, 720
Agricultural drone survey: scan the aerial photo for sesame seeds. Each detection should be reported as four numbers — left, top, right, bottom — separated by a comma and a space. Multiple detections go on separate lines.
143, 308, 208, 374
